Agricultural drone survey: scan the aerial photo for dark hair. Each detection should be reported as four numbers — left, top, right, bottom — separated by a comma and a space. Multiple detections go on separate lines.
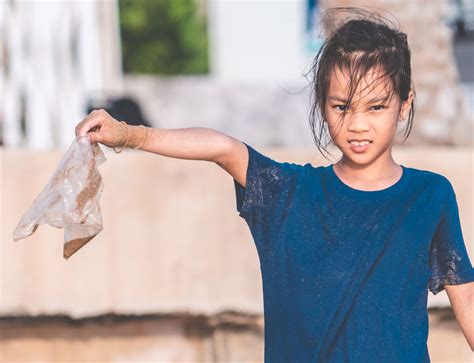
305, 7, 416, 160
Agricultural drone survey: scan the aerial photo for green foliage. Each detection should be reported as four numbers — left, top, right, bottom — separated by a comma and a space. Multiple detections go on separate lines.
119, 0, 209, 74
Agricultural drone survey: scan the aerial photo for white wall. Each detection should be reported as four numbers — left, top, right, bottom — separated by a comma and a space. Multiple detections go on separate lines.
208, 0, 313, 83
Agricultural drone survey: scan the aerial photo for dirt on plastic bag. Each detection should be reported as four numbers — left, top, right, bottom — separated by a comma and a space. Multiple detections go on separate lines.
12, 135, 106, 260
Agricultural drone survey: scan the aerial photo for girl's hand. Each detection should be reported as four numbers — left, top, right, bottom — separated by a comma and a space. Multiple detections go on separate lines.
75, 109, 127, 148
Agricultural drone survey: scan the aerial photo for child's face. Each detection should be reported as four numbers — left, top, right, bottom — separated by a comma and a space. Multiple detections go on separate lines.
325, 66, 413, 166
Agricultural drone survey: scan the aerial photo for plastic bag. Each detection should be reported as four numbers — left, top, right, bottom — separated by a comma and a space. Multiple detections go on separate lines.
12, 136, 106, 260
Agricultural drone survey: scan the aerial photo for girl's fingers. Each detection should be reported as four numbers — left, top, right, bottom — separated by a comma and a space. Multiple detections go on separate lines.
75, 119, 90, 137
75, 109, 122, 147
85, 123, 104, 143
75, 111, 103, 137
88, 130, 100, 143
80, 120, 101, 137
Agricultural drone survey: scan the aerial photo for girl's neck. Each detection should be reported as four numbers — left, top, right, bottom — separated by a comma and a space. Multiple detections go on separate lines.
334, 155, 402, 191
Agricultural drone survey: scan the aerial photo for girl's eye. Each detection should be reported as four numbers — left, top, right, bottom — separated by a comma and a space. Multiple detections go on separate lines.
333, 105, 385, 112
370, 105, 385, 111
333, 105, 348, 112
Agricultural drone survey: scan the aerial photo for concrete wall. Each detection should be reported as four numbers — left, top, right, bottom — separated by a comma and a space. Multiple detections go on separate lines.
0, 309, 472, 362
1, 144, 473, 360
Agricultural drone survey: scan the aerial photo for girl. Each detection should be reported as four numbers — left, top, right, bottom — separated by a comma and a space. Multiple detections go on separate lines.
75, 8, 474, 362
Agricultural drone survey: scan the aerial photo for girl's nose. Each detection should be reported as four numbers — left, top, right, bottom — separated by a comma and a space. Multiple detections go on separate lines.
347, 110, 370, 132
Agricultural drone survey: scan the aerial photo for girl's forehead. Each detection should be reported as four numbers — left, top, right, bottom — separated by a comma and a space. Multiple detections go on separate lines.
328, 66, 393, 101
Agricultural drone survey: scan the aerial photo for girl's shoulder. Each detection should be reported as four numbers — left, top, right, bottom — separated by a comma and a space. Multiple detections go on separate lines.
404, 165, 456, 197
405, 165, 452, 186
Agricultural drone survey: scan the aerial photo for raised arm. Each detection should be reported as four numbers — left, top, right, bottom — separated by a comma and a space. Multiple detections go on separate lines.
75, 109, 249, 186
446, 283, 474, 350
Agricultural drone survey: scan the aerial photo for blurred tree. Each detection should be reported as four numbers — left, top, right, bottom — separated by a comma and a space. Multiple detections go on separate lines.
119, 0, 209, 74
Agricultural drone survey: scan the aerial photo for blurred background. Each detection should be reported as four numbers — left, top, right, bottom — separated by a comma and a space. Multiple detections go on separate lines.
1, 0, 473, 362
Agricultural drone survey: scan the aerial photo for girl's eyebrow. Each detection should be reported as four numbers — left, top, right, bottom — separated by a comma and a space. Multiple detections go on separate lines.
328, 95, 390, 103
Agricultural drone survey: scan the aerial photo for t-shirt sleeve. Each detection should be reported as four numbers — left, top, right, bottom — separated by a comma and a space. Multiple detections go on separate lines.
233, 142, 301, 251
428, 181, 474, 295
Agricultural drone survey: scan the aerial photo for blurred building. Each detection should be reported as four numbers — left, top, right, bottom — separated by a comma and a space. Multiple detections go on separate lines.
123, 0, 472, 150
0, 0, 123, 151
1, 0, 471, 150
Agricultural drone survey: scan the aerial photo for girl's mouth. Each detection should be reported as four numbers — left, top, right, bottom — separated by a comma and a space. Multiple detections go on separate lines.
348, 140, 372, 153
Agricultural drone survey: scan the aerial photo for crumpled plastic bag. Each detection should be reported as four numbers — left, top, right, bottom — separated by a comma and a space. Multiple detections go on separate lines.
12, 135, 106, 260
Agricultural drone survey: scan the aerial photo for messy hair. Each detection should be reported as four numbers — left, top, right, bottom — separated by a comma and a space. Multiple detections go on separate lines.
305, 7, 416, 160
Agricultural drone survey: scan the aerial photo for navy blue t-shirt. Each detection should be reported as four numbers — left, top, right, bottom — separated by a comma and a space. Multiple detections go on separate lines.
233, 142, 474, 363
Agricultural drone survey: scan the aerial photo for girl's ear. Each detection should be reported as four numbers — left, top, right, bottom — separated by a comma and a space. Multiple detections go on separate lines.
399, 90, 414, 120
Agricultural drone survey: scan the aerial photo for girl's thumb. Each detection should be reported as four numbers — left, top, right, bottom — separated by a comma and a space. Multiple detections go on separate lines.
88, 132, 99, 144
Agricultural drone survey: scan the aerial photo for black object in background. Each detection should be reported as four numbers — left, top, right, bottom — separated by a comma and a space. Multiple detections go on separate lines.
86, 96, 152, 127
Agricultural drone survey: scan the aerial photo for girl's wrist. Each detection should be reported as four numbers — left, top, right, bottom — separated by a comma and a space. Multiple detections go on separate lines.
113, 122, 149, 153
113, 121, 130, 153
128, 124, 149, 150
